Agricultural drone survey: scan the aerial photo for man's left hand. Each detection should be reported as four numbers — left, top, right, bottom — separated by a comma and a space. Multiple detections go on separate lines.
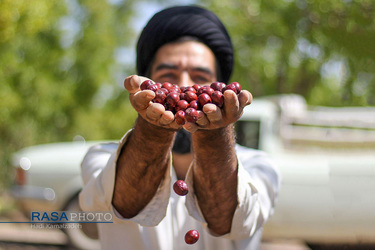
183, 89, 252, 133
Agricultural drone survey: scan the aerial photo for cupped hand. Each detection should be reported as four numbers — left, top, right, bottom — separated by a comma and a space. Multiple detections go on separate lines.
124, 75, 181, 130
183, 89, 253, 133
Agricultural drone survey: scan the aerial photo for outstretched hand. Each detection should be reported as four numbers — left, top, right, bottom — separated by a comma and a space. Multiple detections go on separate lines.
124, 75, 181, 130
185, 89, 252, 133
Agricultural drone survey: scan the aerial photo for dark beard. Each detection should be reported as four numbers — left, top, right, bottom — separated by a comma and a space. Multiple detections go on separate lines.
172, 129, 191, 154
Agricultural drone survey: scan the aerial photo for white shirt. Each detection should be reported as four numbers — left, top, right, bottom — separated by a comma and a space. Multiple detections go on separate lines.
79, 130, 280, 250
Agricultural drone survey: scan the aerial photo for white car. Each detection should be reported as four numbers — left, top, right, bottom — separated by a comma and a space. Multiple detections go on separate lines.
10, 94, 375, 249
237, 95, 375, 246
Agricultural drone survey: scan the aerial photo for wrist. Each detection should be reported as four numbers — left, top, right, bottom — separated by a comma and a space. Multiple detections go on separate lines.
193, 125, 235, 143
191, 125, 237, 164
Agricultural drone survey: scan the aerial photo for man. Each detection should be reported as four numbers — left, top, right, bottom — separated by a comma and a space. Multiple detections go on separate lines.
79, 5, 280, 250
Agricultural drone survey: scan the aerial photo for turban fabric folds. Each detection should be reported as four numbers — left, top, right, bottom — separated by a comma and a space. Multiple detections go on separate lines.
136, 5, 234, 84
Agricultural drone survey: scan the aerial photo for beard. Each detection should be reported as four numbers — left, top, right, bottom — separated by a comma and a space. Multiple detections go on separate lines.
172, 129, 192, 154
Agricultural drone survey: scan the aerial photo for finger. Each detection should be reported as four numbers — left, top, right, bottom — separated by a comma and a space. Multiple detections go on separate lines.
196, 110, 209, 127
159, 111, 175, 126
145, 103, 165, 121
124, 75, 133, 92
202, 103, 223, 125
183, 122, 199, 133
131, 90, 155, 111
223, 90, 240, 118
124, 75, 140, 93
238, 90, 252, 108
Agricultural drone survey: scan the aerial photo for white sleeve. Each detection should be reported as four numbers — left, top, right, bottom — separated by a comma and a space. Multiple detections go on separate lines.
78, 130, 172, 226
185, 145, 281, 240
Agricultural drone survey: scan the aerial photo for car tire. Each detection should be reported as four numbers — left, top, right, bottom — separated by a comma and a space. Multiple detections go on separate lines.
63, 195, 100, 250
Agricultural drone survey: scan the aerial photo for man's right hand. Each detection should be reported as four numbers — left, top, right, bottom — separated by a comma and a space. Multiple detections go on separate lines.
124, 75, 181, 130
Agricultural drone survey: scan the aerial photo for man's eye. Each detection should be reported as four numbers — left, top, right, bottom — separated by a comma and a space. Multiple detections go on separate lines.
161, 73, 175, 78
158, 73, 178, 82
193, 76, 209, 84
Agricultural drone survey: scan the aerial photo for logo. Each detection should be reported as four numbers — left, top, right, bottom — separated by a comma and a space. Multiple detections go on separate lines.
30, 211, 113, 223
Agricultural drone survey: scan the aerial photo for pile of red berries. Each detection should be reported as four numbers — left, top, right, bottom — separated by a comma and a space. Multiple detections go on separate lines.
140, 80, 242, 125
173, 180, 199, 245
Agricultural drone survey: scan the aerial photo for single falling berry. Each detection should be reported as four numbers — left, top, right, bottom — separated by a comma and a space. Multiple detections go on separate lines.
185, 230, 199, 244
173, 180, 189, 196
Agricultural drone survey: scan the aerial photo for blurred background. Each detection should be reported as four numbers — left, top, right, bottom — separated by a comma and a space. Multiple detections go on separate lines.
1, 0, 374, 249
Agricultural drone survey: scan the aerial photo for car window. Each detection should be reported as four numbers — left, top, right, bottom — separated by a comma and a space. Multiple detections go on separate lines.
235, 120, 261, 149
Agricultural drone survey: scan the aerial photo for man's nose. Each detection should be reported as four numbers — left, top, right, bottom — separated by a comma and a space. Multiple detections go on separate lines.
178, 71, 195, 87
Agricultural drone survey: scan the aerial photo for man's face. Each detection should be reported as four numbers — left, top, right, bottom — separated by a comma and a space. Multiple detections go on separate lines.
150, 41, 217, 86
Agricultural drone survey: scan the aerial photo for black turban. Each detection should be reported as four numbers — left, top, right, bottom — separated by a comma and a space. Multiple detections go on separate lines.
136, 5, 234, 84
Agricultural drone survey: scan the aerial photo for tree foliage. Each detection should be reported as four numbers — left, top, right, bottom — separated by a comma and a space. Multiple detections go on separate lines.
0, 0, 138, 187
204, 0, 375, 106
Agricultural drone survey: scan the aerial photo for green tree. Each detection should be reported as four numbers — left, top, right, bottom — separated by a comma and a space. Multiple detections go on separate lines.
204, 0, 375, 106
0, 0, 138, 188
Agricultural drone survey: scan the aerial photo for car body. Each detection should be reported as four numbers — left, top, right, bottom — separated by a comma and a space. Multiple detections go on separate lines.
11, 140, 106, 212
